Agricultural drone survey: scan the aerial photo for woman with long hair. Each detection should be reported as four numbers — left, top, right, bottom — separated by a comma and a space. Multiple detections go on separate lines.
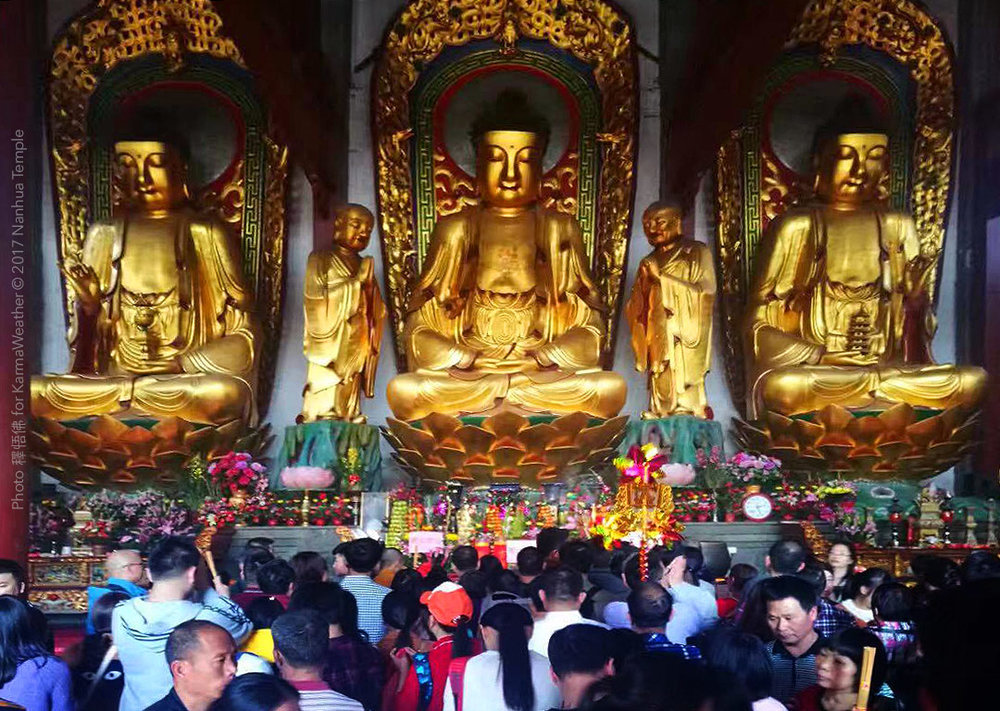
214, 673, 300, 711
840, 568, 892, 625
794, 629, 891, 711
0, 597, 72, 711
443, 601, 558, 711
705, 630, 786, 711
73, 590, 129, 711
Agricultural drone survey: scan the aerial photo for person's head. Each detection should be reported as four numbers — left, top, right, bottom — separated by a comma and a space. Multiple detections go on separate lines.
272, 609, 329, 677
549, 624, 614, 706
539, 567, 585, 612
246, 537, 274, 554
765, 540, 807, 576
289, 552, 327, 585
391, 568, 423, 596
491, 569, 523, 596
423, 565, 449, 590
847, 567, 891, 603
796, 563, 828, 600
910, 553, 960, 591
106, 549, 146, 585
535, 528, 570, 562
516, 547, 543, 579
91, 590, 130, 636
287, 581, 363, 641
331, 542, 351, 577
558, 541, 596, 575
449, 545, 479, 575
0, 560, 26, 597
0, 596, 50, 685
705, 630, 774, 703
214, 672, 300, 711
605, 628, 646, 674
870, 582, 913, 624
580, 651, 731, 711
812, 96, 888, 206
761, 575, 818, 650
727, 563, 758, 598
113, 139, 189, 212
458, 570, 489, 601
815, 629, 888, 695
420, 581, 474, 658
478, 554, 504, 582
165, 620, 236, 706
470, 89, 549, 210
344, 538, 383, 575
642, 201, 684, 248
960, 550, 1000, 583
627, 582, 673, 632
241, 547, 275, 587
332, 204, 374, 253
382, 590, 419, 650
246, 596, 285, 631
148, 536, 201, 592
257, 559, 295, 596
480, 602, 536, 711
681, 546, 706, 582
380, 548, 405, 575
827, 541, 855, 572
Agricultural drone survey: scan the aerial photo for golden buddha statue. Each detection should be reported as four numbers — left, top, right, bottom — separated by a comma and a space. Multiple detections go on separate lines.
743, 106, 985, 420
300, 204, 385, 423
626, 201, 715, 418
386, 91, 626, 421
31, 139, 259, 425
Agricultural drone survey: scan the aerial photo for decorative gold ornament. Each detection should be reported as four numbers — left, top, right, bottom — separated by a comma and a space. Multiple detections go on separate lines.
382, 411, 628, 487
373, 0, 638, 368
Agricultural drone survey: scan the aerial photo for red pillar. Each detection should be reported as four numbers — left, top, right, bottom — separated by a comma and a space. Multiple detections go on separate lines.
0, 0, 43, 565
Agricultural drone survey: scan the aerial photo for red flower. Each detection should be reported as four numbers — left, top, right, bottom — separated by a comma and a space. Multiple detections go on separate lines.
267, 519, 277, 526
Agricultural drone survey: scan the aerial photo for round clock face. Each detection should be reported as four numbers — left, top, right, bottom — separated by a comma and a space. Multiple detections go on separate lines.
742, 493, 774, 521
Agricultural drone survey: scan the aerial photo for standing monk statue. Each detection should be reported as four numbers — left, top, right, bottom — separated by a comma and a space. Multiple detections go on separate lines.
626, 201, 715, 418
31, 136, 259, 425
300, 204, 385, 423
386, 90, 626, 421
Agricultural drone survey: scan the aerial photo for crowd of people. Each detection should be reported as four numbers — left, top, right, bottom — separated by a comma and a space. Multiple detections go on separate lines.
0, 531, 997, 711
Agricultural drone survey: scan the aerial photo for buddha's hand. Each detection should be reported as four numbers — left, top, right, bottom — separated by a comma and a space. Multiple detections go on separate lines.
61, 258, 101, 312
819, 350, 871, 366
470, 355, 536, 373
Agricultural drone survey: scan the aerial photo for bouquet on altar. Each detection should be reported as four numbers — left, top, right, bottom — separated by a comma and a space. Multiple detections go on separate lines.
188, 451, 270, 527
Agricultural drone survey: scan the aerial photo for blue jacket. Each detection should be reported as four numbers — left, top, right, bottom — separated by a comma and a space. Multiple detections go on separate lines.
86, 578, 148, 634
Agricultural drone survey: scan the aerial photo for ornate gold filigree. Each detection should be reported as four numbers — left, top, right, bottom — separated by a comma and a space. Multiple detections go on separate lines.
714, 0, 954, 415
373, 0, 638, 368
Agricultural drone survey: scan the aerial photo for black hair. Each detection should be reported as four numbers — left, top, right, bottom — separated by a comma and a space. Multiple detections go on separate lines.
419, 606, 474, 659
516, 547, 543, 577
796, 563, 828, 598
526, 576, 545, 613
391, 568, 423, 596
491, 569, 524, 596
536, 529, 570, 561
247, 537, 274, 550
760, 574, 817, 612
450, 546, 479, 573
480, 603, 535, 711
469, 89, 551, 150
382, 591, 419, 651
813, 94, 888, 156
344, 538, 383, 574
113, 108, 192, 161
148, 536, 201, 582
289, 551, 327, 585
246, 597, 285, 630
627, 582, 673, 630
241, 548, 275, 586
767, 540, 807, 575
820, 628, 889, 695
608, 545, 637, 578
332, 542, 351, 558
705, 630, 773, 702
459, 570, 489, 600
549, 623, 612, 677
91, 590, 130, 635
960, 549, 1000, 583
681, 546, 705, 579
606, 628, 646, 673
623, 552, 667, 590
911, 554, 960, 590
288, 581, 367, 642
871, 582, 913, 623
847, 567, 891, 600
165, 619, 228, 665
423, 565, 449, 590
215, 672, 299, 711
256, 559, 295, 596
540, 567, 584, 604
0, 596, 52, 686
271, 609, 329, 669
559, 541, 596, 575
479, 554, 504, 584
728, 563, 758, 597
0, 559, 25, 589
591, 546, 613, 571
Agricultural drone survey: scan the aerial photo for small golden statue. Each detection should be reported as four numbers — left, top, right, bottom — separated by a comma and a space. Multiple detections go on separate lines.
300, 204, 385, 423
386, 91, 626, 421
32, 137, 259, 425
743, 100, 985, 419
626, 201, 715, 418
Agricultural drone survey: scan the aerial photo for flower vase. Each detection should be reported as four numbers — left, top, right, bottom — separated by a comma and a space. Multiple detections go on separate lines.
724, 512, 737, 523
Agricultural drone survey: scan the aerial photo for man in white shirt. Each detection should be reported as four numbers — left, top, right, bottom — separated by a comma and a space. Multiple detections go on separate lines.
528, 567, 606, 658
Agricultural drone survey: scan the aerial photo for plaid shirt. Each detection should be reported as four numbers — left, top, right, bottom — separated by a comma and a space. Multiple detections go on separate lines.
642, 633, 703, 660
814, 599, 855, 637
868, 620, 918, 664
324, 636, 384, 711
766, 636, 823, 704
340, 574, 390, 644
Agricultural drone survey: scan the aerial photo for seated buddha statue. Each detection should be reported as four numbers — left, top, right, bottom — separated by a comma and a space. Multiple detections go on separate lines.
31, 137, 259, 425
743, 103, 985, 420
386, 91, 626, 421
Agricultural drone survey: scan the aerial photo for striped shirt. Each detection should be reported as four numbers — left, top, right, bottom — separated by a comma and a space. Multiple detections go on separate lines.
289, 680, 364, 711
766, 636, 823, 705
340, 575, 390, 643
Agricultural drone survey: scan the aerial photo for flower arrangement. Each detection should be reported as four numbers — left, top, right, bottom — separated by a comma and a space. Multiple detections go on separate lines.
84, 490, 196, 550
207, 451, 269, 503
28, 499, 74, 551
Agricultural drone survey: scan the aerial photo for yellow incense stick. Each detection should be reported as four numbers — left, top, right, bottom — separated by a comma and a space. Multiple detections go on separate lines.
854, 646, 876, 711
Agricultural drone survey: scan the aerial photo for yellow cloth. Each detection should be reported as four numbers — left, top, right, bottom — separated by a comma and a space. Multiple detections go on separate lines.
374, 569, 395, 588
240, 629, 275, 662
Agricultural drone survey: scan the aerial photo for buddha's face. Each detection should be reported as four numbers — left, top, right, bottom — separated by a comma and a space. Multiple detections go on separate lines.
643, 205, 683, 246
333, 206, 374, 251
815, 133, 888, 206
476, 130, 543, 209
114, 141, 188, 212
